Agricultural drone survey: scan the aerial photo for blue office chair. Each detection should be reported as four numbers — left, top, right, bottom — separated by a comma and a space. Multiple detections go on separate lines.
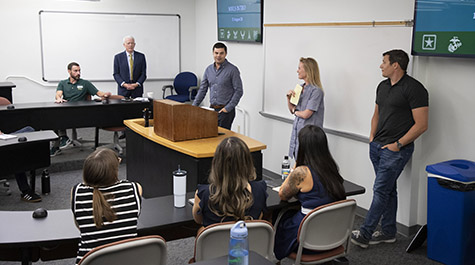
162, 72, 199, 103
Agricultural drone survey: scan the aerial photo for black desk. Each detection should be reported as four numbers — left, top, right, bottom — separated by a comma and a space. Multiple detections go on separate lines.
124, 120, 266, 198
193, 250, 275, 265
0, 131, 58, 192
0, 99, 152, 133
0, 81, 15, 103
0, 181, 365, 264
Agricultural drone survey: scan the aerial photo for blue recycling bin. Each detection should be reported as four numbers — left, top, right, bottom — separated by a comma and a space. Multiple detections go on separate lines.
426, 159, 475, 265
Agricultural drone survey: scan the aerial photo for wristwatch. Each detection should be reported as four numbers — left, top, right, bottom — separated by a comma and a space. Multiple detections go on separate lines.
396, 140, 403, 150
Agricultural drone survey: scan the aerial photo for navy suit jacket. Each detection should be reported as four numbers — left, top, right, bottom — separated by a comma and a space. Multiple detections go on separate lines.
113, 50, 147, 98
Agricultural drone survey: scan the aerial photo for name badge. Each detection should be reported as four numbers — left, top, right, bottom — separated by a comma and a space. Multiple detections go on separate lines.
77, 85, 83, 90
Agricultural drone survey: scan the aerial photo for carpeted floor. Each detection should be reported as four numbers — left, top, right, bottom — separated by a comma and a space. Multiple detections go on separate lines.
0, 128, 441, 264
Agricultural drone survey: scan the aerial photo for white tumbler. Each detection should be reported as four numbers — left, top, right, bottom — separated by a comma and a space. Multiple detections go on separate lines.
173, 166, 187, 208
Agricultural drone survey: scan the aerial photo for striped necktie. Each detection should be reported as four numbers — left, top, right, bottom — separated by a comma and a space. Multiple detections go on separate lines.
129, 53, 134, 81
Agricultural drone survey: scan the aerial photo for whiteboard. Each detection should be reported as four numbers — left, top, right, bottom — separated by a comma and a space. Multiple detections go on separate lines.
39, 11, 180, 82
263, 25, 412, 137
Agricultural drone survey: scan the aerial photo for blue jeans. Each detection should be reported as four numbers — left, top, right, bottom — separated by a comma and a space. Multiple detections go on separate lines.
360, 141, 414, 239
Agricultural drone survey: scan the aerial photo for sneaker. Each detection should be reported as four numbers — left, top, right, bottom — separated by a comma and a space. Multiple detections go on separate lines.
50, 146, 61, 157
351, 230, 369, 248
59, 136, 72, 149
21, 191, 42, 202
369, 231, 396, 245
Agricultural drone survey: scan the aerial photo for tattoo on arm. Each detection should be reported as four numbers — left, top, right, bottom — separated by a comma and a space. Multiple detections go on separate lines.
280, 167, 306, 200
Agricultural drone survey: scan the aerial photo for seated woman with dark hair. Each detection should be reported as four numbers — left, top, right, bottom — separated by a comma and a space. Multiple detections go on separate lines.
274, 125, 346, 260
192, 136, 268, 227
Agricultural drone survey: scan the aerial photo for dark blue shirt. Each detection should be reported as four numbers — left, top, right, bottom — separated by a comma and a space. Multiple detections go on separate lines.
197, 180, 268, 227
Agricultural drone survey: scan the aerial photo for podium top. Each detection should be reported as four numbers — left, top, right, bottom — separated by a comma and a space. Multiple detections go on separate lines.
124, 118, 267, 158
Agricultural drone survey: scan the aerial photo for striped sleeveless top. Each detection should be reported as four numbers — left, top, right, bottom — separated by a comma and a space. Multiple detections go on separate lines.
71, 180, 142, 264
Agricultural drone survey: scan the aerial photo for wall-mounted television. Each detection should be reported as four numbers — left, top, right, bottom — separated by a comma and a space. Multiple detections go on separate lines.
412, 0, 475, 58
217, 0, 263, 43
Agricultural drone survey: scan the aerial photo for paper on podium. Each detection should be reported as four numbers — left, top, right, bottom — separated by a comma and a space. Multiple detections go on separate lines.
290, 84, 302, 105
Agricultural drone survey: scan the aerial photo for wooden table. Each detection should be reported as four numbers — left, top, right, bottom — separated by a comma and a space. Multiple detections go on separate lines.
124, 118, 267, 198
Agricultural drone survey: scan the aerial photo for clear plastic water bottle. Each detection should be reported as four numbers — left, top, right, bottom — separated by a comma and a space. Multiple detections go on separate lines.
228, 221, 249, 265
281, 155, 290, 181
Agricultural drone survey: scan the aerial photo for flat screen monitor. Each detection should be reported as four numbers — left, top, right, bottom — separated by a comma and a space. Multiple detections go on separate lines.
217, 0, 263, 43
412, 0, 475, 58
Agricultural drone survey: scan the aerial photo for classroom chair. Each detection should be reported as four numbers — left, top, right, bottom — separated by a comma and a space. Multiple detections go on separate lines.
77, 235, 167, 265
190, 219, 276, 263
92, 94, 126, 155
162, 72, 199, 103
274, 199, 356, 264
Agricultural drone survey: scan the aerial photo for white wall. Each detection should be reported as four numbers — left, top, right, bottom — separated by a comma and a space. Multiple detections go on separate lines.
1, 0, 197, 103
3, 0, 474, 230
195, 0, 475, 231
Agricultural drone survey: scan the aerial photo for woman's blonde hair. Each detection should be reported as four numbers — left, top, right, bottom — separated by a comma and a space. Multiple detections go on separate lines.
300, 57, 323, 89
208, 137, 256, 221
82, 148, 120, 228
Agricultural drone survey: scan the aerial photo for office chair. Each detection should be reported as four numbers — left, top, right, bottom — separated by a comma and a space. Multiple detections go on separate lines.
0, 97, 13, 195
190, 220, 276, 263
91, 95, 126, 155
274, 199, 356, 264
162, 72, 199, 103
77, 235, 167, 265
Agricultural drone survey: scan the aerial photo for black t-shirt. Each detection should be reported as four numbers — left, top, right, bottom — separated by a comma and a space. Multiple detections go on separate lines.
373, 74, 428, 145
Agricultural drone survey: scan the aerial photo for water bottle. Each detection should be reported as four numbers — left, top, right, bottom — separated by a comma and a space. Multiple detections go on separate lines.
143, 108, 150, 127
228, 221, 249, 265
281, 155, 290, 181
172, 165, 187, 208
41, 169, 51, 195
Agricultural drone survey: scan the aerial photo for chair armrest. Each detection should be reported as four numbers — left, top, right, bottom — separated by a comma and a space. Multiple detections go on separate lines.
188, 86, 199, 101
162, 85, 174, 99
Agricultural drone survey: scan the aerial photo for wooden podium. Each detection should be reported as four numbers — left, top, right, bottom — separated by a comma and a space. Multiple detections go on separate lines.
124, 118, 267, 198
153, 99, 218, 141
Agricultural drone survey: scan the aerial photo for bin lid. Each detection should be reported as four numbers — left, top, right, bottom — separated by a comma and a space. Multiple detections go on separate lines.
426, 159, 475, 183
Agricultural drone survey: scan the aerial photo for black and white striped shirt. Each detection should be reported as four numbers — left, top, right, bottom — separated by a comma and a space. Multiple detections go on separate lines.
71, 180, 142, 264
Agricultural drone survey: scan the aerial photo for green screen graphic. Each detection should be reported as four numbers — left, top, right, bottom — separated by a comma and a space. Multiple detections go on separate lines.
412, 0, 475, 58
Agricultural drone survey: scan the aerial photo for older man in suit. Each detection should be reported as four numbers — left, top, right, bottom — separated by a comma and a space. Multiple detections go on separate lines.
113, 36, 147, 98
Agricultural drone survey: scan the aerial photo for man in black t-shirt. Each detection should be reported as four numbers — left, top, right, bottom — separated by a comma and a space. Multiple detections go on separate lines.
351, 50, 429, 248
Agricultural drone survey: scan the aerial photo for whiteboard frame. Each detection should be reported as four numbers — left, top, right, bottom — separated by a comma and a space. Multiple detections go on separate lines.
39, 10, 181, 82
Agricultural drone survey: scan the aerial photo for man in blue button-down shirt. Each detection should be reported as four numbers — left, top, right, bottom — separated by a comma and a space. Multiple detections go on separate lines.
192, 42, 243, 130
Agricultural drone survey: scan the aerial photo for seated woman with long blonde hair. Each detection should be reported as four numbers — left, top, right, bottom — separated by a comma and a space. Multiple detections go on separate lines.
192, 136, 268, 226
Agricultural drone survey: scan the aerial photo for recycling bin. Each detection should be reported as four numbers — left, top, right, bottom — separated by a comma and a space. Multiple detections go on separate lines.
426, 159, 475, 265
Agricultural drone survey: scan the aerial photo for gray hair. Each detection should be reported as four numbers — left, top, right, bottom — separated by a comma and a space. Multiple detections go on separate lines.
123, 35, 135, 44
